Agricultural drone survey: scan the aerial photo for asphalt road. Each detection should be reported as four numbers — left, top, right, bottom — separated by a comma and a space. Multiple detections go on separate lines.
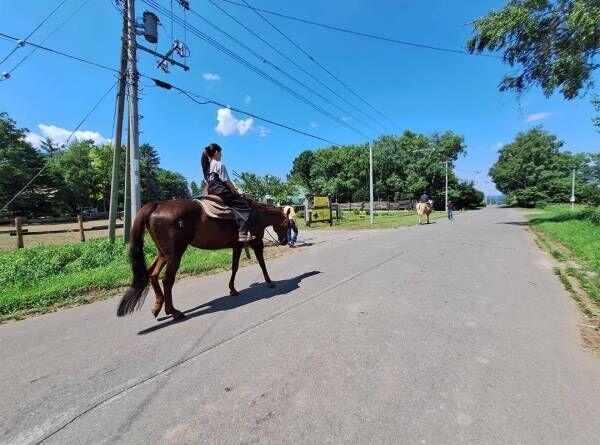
1, 208, 599, 444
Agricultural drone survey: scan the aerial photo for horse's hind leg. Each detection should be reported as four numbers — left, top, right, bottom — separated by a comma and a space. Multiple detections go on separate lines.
149, 255, 166, 318
162, 253, 185, 320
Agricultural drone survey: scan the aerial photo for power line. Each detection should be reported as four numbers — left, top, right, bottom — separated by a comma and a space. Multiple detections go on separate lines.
142, 0, 370, 139
1, 78, 120, 212
182, 1, 378, 135
215, 0, 502, 59
0, 34, 340, 172
5, 0, 94, 78
0, 0, 70, 66
149, 77, 341, 146
237, 0, 398, 130
206, 0, 387, 133
0, 32, 119, 76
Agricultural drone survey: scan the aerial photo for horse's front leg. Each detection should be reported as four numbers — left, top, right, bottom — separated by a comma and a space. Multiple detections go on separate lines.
229, 246, 243, 296
252, 241, 275, 288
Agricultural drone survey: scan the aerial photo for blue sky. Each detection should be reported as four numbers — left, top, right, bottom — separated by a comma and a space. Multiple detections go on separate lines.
1, 0, 599, 196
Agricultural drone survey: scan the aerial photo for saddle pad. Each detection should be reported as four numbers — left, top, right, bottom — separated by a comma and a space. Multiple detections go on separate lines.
195, 198, 236, 220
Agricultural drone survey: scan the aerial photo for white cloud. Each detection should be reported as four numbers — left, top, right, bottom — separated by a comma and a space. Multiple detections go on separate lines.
215, 108, 254, 136
525, 112, 551, 122
26, 124, 109, 147
257, 126, 271, 137
203, 72, 221, 81
245, 95, 252, 103
341, 116, 352, 122
25, 132, 44, 147
310, 121, 317, 128
492, 142, 504, 151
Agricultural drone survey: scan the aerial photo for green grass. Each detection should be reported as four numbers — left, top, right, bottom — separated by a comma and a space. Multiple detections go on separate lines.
0, 237, 233, 321
526, 205, 600, 274
527, 205, 600, 316
306, 209, 446, 230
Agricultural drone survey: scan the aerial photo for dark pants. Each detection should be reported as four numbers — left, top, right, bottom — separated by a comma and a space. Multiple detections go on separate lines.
208, 181, 252, 234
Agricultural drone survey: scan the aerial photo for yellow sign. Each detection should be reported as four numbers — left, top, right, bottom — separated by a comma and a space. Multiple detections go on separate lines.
313, 196, 330, 207
312, 209, 331, 222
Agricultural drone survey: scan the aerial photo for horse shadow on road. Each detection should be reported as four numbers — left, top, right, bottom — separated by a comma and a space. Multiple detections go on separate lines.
137, 270, 321, 335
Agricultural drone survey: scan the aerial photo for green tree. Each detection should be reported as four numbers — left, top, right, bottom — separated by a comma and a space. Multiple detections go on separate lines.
156, 168, 190, 200
52, 140, 100, 211
140, 143, 161, 203
489, 127, 577, 207
0, 112, 60, 214
290, 150, 315, 194
235, 172, 267, 199
468, 0, 600, 100
89, 144, 124, 212
190, 181, 200, 196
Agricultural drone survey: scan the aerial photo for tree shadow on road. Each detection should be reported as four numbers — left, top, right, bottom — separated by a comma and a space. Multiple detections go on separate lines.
137, 270, 321, 335
497, 221, 531, 226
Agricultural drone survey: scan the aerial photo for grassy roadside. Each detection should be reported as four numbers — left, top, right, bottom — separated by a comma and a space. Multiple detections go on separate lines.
305, 209, 447, 230
524, 205, 600, 318
0, 237, 283, 322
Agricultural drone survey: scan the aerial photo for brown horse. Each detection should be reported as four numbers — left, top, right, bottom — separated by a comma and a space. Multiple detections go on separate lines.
117, 198, 289, 320
416, 200, 433, 225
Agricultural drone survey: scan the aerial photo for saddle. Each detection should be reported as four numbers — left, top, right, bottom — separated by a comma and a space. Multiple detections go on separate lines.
195, 195, 235, 220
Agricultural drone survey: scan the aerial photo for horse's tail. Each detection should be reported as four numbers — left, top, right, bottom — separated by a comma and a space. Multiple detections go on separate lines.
117, 202, 158, 317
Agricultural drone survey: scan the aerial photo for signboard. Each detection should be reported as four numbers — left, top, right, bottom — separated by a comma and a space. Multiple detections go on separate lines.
309, 196, 333, 226
314, 196, 330, 207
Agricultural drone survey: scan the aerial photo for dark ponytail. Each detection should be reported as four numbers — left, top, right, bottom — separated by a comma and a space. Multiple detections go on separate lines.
201, 143, 222, 180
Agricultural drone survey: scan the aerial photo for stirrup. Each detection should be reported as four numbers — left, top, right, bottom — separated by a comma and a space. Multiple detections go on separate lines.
238, 233, 255, 243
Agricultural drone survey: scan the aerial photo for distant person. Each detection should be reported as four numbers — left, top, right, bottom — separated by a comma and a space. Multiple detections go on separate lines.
447, 200, 455, 221
420, 191, 430, 205
283, 201, 298, 248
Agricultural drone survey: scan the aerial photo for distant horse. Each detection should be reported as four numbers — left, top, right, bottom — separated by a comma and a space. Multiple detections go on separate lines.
416, 200, 433, 225
117, 198, 289, 320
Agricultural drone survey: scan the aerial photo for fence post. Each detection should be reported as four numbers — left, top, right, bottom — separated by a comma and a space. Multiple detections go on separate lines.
15, 217, 24, 249
77, 214, 86, 242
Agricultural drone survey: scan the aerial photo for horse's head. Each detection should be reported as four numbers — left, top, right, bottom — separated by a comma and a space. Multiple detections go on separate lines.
251, 200, 289, 246
271, 209, 289, 246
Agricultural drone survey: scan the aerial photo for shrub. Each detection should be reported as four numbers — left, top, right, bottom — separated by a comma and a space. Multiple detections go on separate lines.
580, 206, 600, 225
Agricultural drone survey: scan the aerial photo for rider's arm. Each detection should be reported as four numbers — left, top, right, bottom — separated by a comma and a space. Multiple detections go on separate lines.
224, 180, 241, 196
218, 163, 241, 196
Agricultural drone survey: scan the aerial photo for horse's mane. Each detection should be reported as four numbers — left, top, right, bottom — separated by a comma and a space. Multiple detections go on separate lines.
248, 199, 283, 214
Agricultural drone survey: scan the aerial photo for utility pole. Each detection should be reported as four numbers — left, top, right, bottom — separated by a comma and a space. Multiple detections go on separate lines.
108, 4, 129, 242
444, 159, 449, 211
369, 142, 374, 224
571, 168, 576, 211
127, 0, 142, 220
124, 125, 131, 242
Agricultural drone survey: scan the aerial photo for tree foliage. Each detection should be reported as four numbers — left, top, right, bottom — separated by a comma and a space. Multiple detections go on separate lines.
468, 0, 600, 100
0, 112, 59, 214
489, 127, 599, 206
235, 172, 299, 204
289, 130, 483, 209
0, 112, 191, 215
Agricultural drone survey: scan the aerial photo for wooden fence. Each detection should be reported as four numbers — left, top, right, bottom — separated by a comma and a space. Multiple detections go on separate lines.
2, 215, 122, 249
336, 200, 415, 211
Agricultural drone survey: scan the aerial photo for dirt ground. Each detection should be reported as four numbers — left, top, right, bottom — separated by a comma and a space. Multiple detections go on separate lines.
0, 219, 123, 251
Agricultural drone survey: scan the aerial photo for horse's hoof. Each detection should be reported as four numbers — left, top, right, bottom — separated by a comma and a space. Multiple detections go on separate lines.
171, 310, 185, 320
267, 282, 276, 289
151, 306, 161, 318
230, 289, 239, 296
